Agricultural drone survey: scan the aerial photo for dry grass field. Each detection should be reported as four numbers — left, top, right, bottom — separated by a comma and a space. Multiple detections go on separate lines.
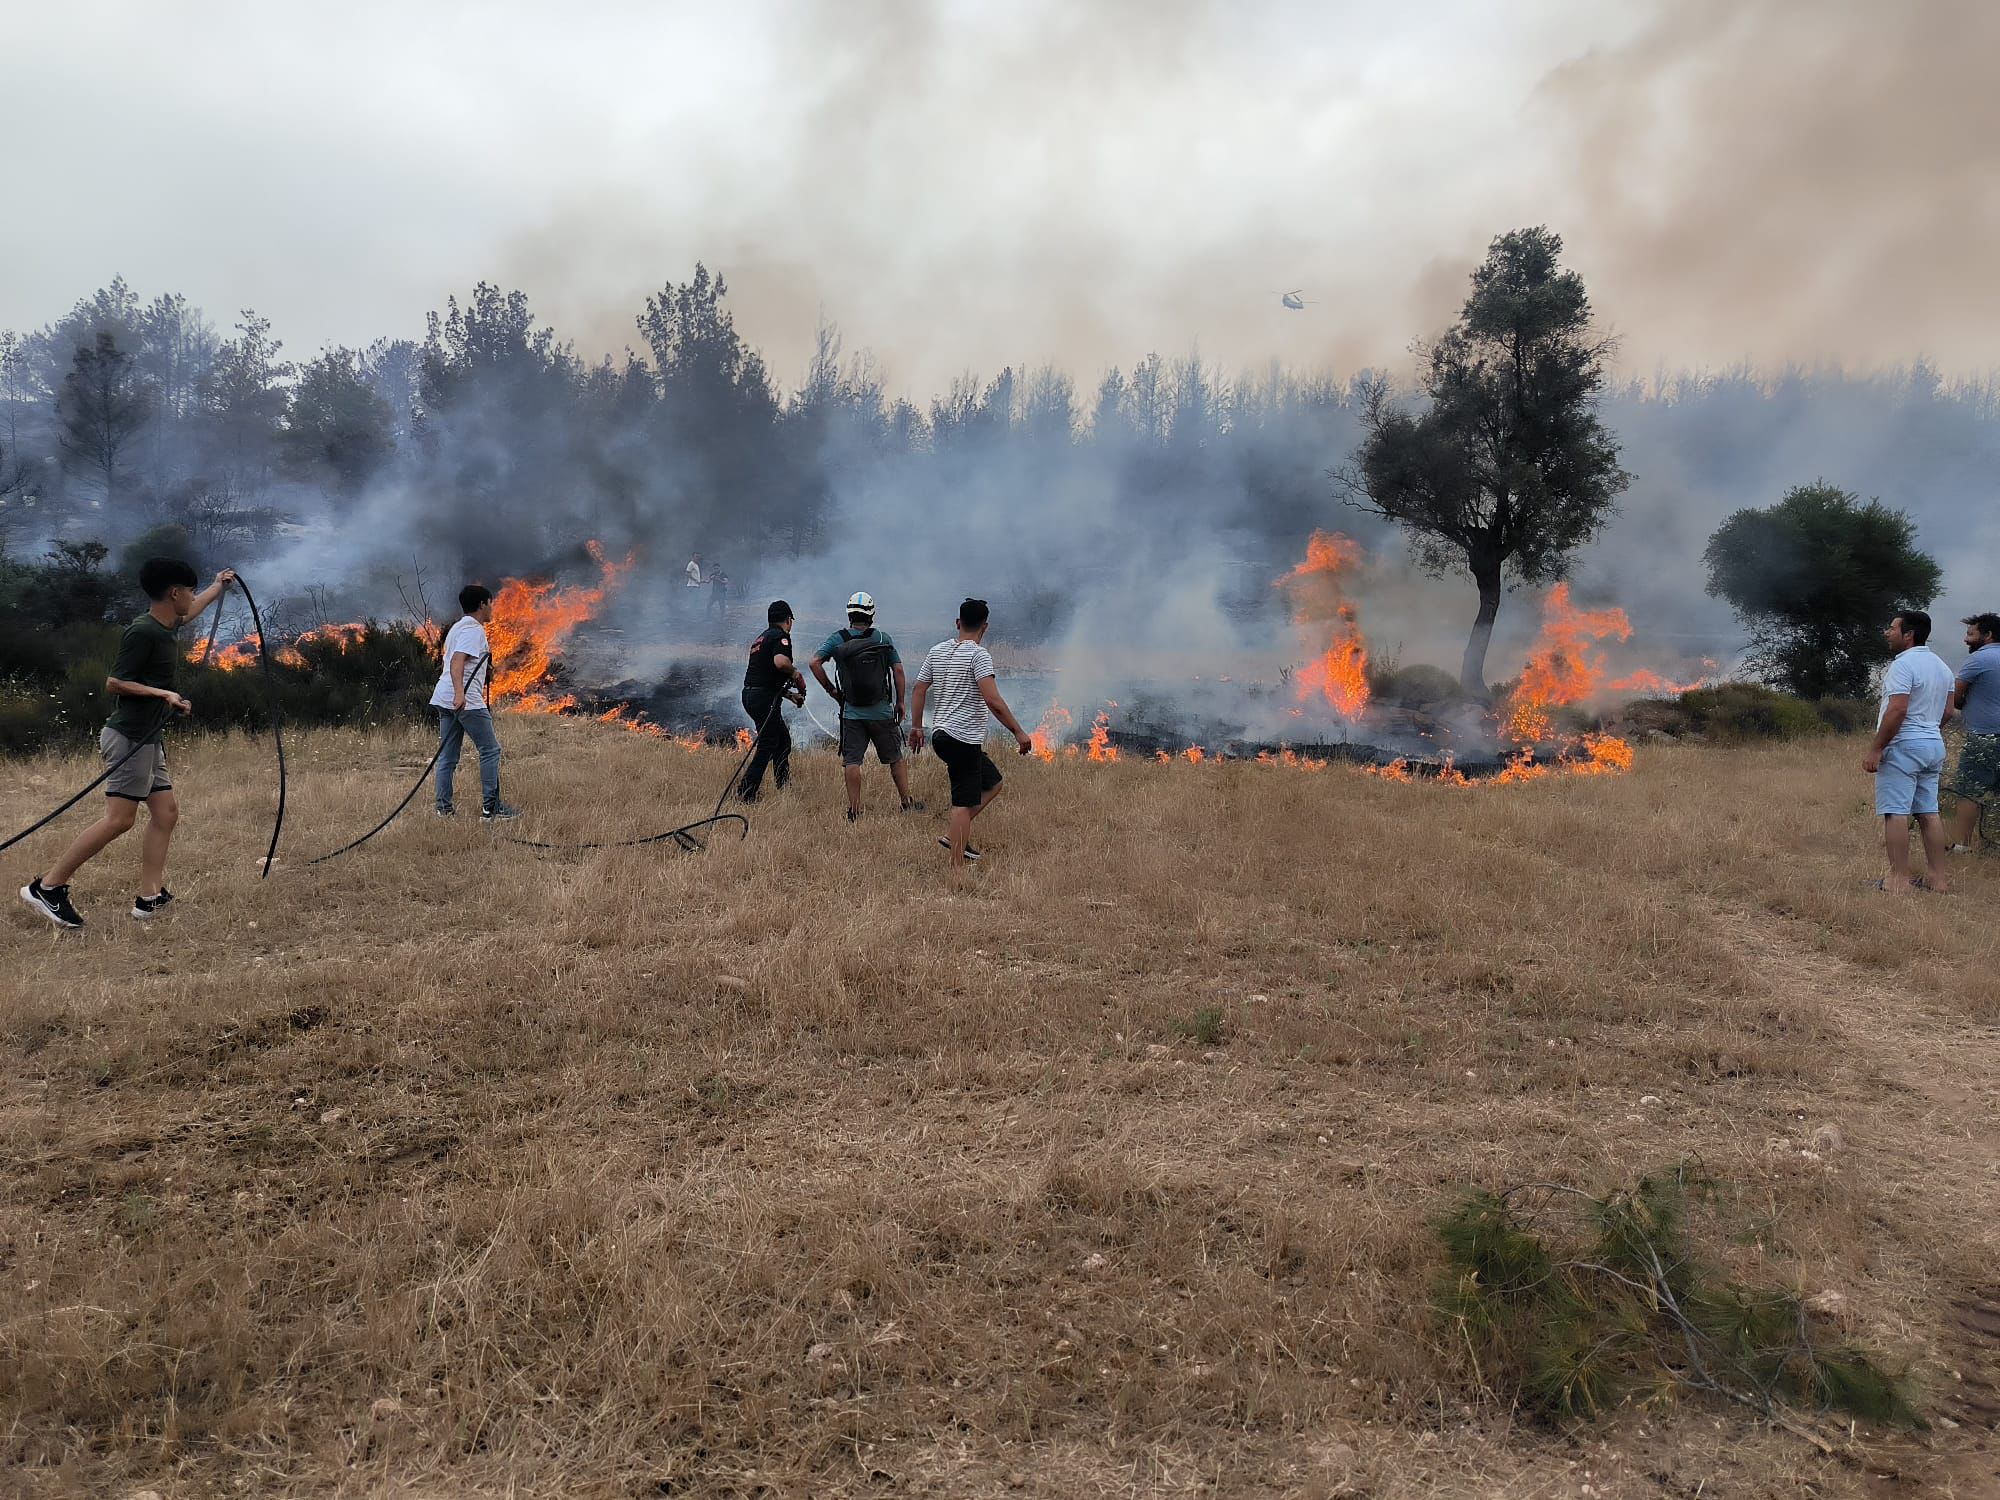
3, 718, 1997, 1498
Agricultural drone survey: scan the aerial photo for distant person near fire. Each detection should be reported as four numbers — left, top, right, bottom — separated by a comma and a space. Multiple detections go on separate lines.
811, 591, 922, 822
1946, 611, 2000, 853
708, 565, 731, 621
431, 585, 519, 821
738, 600, 807, 803
20, 557, 235, 930
684, 552, 704, 621
1862, 609, 1955, 894
908, 598, 1033, 865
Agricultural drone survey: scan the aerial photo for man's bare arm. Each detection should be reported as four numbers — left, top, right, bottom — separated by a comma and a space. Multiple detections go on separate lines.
808, 655, 840, 700
978, 677, 1032, 751
107, 676, 191, 712
1870, 696, 1909, 752
187, 569, 237, 617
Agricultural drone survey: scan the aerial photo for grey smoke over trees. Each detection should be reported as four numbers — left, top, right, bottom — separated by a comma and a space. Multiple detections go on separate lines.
0, 264, 1993, 694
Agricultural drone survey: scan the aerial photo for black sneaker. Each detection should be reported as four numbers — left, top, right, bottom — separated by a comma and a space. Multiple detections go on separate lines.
937, 837, 982, 861
480, 802, 522, 822
434, 805, 455, 818
20, 879, 84, 930
901, 799, 927, 813
131, 888, 176, 919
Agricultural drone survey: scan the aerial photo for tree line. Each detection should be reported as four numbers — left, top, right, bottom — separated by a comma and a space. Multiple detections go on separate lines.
2, 240, 1989, 701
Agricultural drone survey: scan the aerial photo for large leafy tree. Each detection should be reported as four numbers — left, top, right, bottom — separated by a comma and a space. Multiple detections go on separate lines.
416, 284, 580, 565
1344, 227, 1629, 694
1704, 482, 1941, 699
203, 311, 293, 488
285, 347, 395, 494
57, 331, 153, 505
636, 265, 779, 543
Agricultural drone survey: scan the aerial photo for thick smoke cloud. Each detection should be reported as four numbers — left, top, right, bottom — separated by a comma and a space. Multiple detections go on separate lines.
1, 1, 1993, 746
1539, 0, 2000, 376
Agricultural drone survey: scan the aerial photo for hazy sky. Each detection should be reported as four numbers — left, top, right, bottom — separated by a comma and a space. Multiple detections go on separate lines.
5, 0, 1993, 395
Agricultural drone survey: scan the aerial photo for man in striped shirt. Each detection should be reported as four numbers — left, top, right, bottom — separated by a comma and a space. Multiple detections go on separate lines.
908, 598, 1032, 864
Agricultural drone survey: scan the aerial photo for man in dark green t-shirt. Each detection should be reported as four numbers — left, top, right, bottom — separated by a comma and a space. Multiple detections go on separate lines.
19, 556, 234, 930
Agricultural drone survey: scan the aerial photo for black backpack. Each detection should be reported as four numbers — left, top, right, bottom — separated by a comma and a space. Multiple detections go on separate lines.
833, 629, 893, 709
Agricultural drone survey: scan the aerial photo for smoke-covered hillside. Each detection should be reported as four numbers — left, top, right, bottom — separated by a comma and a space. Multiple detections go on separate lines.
3, 274, 1994, 689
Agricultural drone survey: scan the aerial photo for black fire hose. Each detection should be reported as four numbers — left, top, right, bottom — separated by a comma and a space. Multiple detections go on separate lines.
0, 697, 178, 857
233, 574, 288, 879
496, 692, 784, 856
199, 589, 226, 666
498, 812, 748, 855
310, 658, 784, 866
306, 653, 492, 866
3, 572, 284, 863
710, 686, 793, 819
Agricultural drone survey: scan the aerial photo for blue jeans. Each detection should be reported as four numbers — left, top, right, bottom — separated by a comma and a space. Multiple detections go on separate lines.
435, 707, 502, 813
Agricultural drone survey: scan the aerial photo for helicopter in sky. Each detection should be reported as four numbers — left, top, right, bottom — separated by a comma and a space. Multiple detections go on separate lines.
1279, 289, 1312, 311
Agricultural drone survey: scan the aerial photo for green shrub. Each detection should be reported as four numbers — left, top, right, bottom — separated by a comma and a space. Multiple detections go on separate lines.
1435, 1164, 1920, 1428
1, 621, 441, 756
1812, 696, 1874, 734
1626, 682, 1845, 743
1685, 683, 1829, 741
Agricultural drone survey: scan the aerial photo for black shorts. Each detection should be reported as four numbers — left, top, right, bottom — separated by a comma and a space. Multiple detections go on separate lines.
932, 730, 1002, 808
840, 716, 904, 767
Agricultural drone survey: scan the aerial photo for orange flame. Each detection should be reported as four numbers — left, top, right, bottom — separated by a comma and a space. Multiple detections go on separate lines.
1086, 710, 1120, 763
196, 634, 263, 671
1572, 731, 1635, 775
1607, 661, 1719, 697
1030, 702, 1073, 762
1502, 583, 1632, 744
196, 621, 375, 672
1256, 748, 1329, 773
1277, 531, 1370, 720
489, 541, 634, 708
1182, 745, 1206, 764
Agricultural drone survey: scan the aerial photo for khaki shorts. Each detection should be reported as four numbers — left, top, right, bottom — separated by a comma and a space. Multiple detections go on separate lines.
101, 725, 171, 801
840, 716, 905, 767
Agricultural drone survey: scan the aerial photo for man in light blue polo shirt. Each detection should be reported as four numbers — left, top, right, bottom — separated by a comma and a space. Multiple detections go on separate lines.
1946, 611, 2000, 853
1863, 609, 1956, 893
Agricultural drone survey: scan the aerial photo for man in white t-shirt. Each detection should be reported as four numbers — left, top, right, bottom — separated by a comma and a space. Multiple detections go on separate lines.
908, 597, 1032, 865
429, 584, 519, 820
1863, 608, 1955, 892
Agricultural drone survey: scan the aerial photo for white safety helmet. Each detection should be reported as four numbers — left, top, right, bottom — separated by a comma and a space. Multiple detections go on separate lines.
846, 591, 876, 618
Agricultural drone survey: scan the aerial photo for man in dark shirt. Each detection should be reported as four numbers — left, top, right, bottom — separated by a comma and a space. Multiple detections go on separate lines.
738, 600, 807, 803
20, 556, 234, 929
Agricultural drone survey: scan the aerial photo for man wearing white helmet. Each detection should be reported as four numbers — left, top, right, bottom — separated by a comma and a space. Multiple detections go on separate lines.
810, 591, 923, 822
